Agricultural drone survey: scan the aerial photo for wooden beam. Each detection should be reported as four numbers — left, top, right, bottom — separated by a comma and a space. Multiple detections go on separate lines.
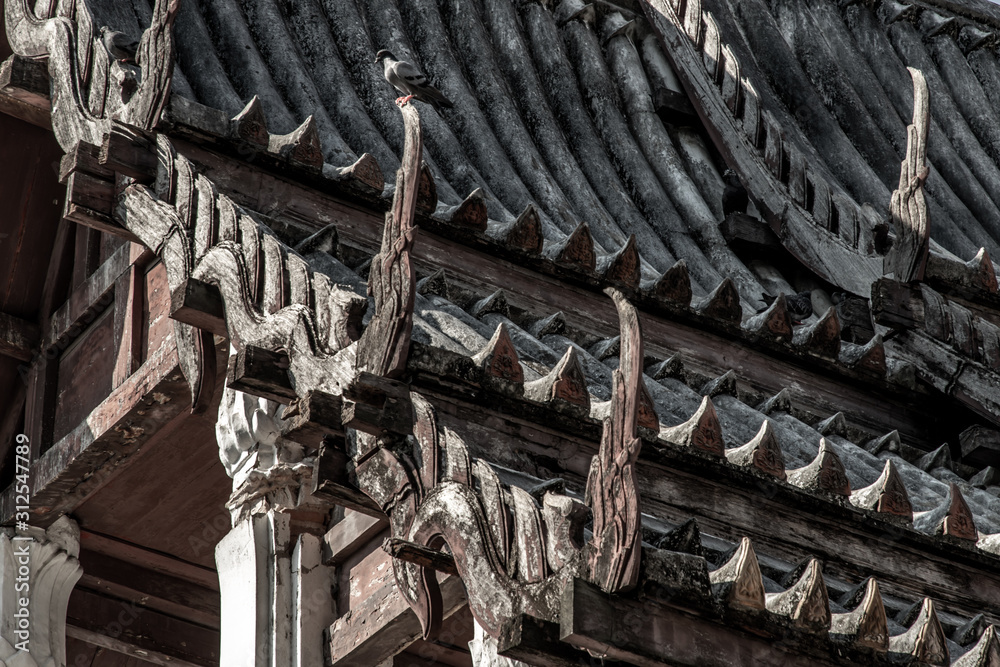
558, 577, 844, 667
80, 530, 220, 591
0, 54, 51, 129
170, 277, 227, 337
47, 241, 147, 349
100, 121, 159, 182
0, 337, 190, 525
312, 438, 382, 517
77, 548, 220, 629
227, 344, 296, 404
67, 587, 218, 667
329, 565, 467, 666
0, 311, 39, 361
384, 538, 459, 576
323, 509, 388, 566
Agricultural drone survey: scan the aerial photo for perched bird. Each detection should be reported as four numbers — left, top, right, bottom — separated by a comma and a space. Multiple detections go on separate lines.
100, 26, 139, 63
375, 50, 453, 111
721, 168, 749, 218
760, 290, 815, 324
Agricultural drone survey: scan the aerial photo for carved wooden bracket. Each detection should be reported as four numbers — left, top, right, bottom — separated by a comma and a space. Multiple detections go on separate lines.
884, 68, 930, 283
121, 0, 181, 130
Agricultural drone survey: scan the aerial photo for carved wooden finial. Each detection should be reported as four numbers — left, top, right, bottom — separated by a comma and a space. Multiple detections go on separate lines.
471, 289, 511, 318
492, 203, 543, 254
742, 293, 792, 342
787, 438, 851, 496
831, 578, 888, 652
589, 336, 620, 361
355, 104, 421, 378
865, 430, 901, 456
655, 517, 704, 557
524, 346, 590, 414
968, 247, 999, 294
416, 269, 449, 298
757, 387, 792, 415
849, 459, 913, 521
884, 67, 930, 283
953, 625, 1000, 667
709, 537, 766, 611
880, 0, 917, 26
700, 369, 738, 398
232, 95, 269, 147
659, 396, 725, 456
416, 163, 437, 216
816, 411, 848, 438
726, 420, 786, 480
445, 188, 487, 232
793, 306, 841, 358
917, 443, 952, 472
473, 323, 524, 386
647, 354, 686, 382
889, 599, 950, 666
840, 333, 886, 375
529, 311, 565, 338
942, 483, 977, 540
548, 222, 596, 272
766, 559, 831, 633
335, 153, 384, 192
600, 235, 641, 288
586, 287, 644, 593
294, 222, 340, 258
914, 482, 978, 541
953, 614, 990, 648
647, 259, 693, 307
122, 0, 181, 130
270, 115, 324, 169
695, 278, 742, 323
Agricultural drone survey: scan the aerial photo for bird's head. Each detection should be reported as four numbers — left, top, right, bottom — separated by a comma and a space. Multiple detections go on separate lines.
374, 49, 395, 64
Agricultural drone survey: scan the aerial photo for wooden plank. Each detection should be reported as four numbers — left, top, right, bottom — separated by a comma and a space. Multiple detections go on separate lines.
80, 530, 220, 591
0, 336, 189, 525
312, 438, 383, 517
323, 509, 388, 565
0, 311, 39, 361
67, 587, 218, 667
77, 548, 220, 628
66, 626, 203, 667
329, 566, 467, 666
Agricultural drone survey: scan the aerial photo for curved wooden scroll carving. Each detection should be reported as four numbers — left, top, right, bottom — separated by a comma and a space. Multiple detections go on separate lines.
884, 68, 930, 283
586, 287, 643, 592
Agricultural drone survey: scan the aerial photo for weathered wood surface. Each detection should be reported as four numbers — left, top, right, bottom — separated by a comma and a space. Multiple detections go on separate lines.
0, 311, 39, 361
586, 288, 643, 592
68, 587, 217, 667
885, 68, 931, 283
0, 54, 51, 129
641, 0, 882, 296
356, 103, 420, 379
0, 336, 190, 525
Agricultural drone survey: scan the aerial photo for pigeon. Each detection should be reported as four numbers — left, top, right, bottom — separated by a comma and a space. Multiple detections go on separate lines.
721, 168, 749, 218
375, 50, 453, 111
760, 290, 814, 324
100, 26, 139, 63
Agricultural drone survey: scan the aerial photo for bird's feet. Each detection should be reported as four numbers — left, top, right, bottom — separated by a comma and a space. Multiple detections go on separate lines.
395, 95, 414, 107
